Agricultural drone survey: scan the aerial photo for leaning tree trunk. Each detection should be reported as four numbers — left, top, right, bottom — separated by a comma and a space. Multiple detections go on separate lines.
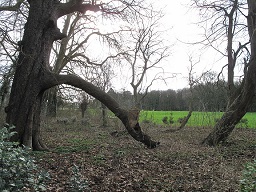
202, 80, 254, 146
179, 91, 193, 130
179, 110, 192, 130
202, 0, 256, 146
5, 0, 159, 150
47, 73, 160, 148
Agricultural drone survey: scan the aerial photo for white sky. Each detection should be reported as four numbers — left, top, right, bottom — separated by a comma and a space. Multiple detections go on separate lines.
110, 0, 227, 92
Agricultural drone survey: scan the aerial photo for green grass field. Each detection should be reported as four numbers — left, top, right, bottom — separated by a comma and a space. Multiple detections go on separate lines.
140, 111, 256, 129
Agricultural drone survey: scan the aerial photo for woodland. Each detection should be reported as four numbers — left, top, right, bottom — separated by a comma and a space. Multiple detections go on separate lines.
0, 0, 256, 191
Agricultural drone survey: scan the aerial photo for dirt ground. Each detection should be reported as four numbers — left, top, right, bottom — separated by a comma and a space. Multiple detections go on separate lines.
34, 117, 256, 192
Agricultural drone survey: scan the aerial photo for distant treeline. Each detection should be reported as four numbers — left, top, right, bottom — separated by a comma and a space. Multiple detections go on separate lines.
107, 81, 256, 112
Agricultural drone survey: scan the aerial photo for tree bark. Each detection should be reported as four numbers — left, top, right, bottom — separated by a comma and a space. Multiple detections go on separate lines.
32, 93, 48, 150
202, 0, 256, 146
5, 0, 159, 150
5, 0, 59, 149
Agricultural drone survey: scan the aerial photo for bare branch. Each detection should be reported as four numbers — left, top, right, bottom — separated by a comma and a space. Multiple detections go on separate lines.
70, 52, 128, 66
57, 0, 102, 18
0, 0, 25, 12
217, 64, 228, 83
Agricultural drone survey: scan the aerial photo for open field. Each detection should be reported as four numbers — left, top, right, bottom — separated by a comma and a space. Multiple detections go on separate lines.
55, 108, 256, 128
140, 111, 256, 128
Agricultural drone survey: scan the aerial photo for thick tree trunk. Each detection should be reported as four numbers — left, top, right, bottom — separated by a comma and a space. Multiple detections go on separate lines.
5, 0, 159, 150
202, 0, 256, 146
5, 0, 60, 149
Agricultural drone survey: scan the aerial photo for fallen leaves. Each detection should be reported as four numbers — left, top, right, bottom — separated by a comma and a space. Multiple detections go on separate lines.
35, 124, 256, 191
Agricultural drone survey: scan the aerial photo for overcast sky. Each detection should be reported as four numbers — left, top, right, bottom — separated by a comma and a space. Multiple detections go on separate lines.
156, 0, 226, 90
111, 1, 224, 91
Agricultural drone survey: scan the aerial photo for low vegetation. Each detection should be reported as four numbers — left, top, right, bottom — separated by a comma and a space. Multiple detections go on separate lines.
0, 126, 49, 191
240, 160, 256, 192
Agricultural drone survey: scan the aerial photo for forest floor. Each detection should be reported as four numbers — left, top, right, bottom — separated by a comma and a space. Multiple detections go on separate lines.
34, 117, 256, 192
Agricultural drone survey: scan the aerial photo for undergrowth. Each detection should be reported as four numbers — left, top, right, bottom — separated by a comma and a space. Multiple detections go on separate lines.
0, 125, 49, 191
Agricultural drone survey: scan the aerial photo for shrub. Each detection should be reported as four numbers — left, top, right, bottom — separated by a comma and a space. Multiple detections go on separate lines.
162, 116, 168, 124
240, 160, 256, 192
169, 113, 174, 125
162, 113, 174, 125
0, 125, 49, 192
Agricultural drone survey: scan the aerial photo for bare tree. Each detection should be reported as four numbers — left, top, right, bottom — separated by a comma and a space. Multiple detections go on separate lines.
2, 0, 159, 150
45, 10, 128, 117
124, 10, 170, 108
179, 56, 202, 129
192, 0, 256, 146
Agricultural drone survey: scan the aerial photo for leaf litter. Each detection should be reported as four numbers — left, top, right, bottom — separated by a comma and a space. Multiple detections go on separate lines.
35, 123, 256, 192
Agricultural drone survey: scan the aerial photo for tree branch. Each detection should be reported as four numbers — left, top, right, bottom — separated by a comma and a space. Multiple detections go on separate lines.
0, 0, 25, 12
43, 73, 160, 148
70, 52, 128, 66
57, 0, 102, 18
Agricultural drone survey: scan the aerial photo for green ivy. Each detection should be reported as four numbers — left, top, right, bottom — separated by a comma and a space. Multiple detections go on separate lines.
240, 160, 256, 192
0, 125, 49, 192
68, 164, 90, 192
